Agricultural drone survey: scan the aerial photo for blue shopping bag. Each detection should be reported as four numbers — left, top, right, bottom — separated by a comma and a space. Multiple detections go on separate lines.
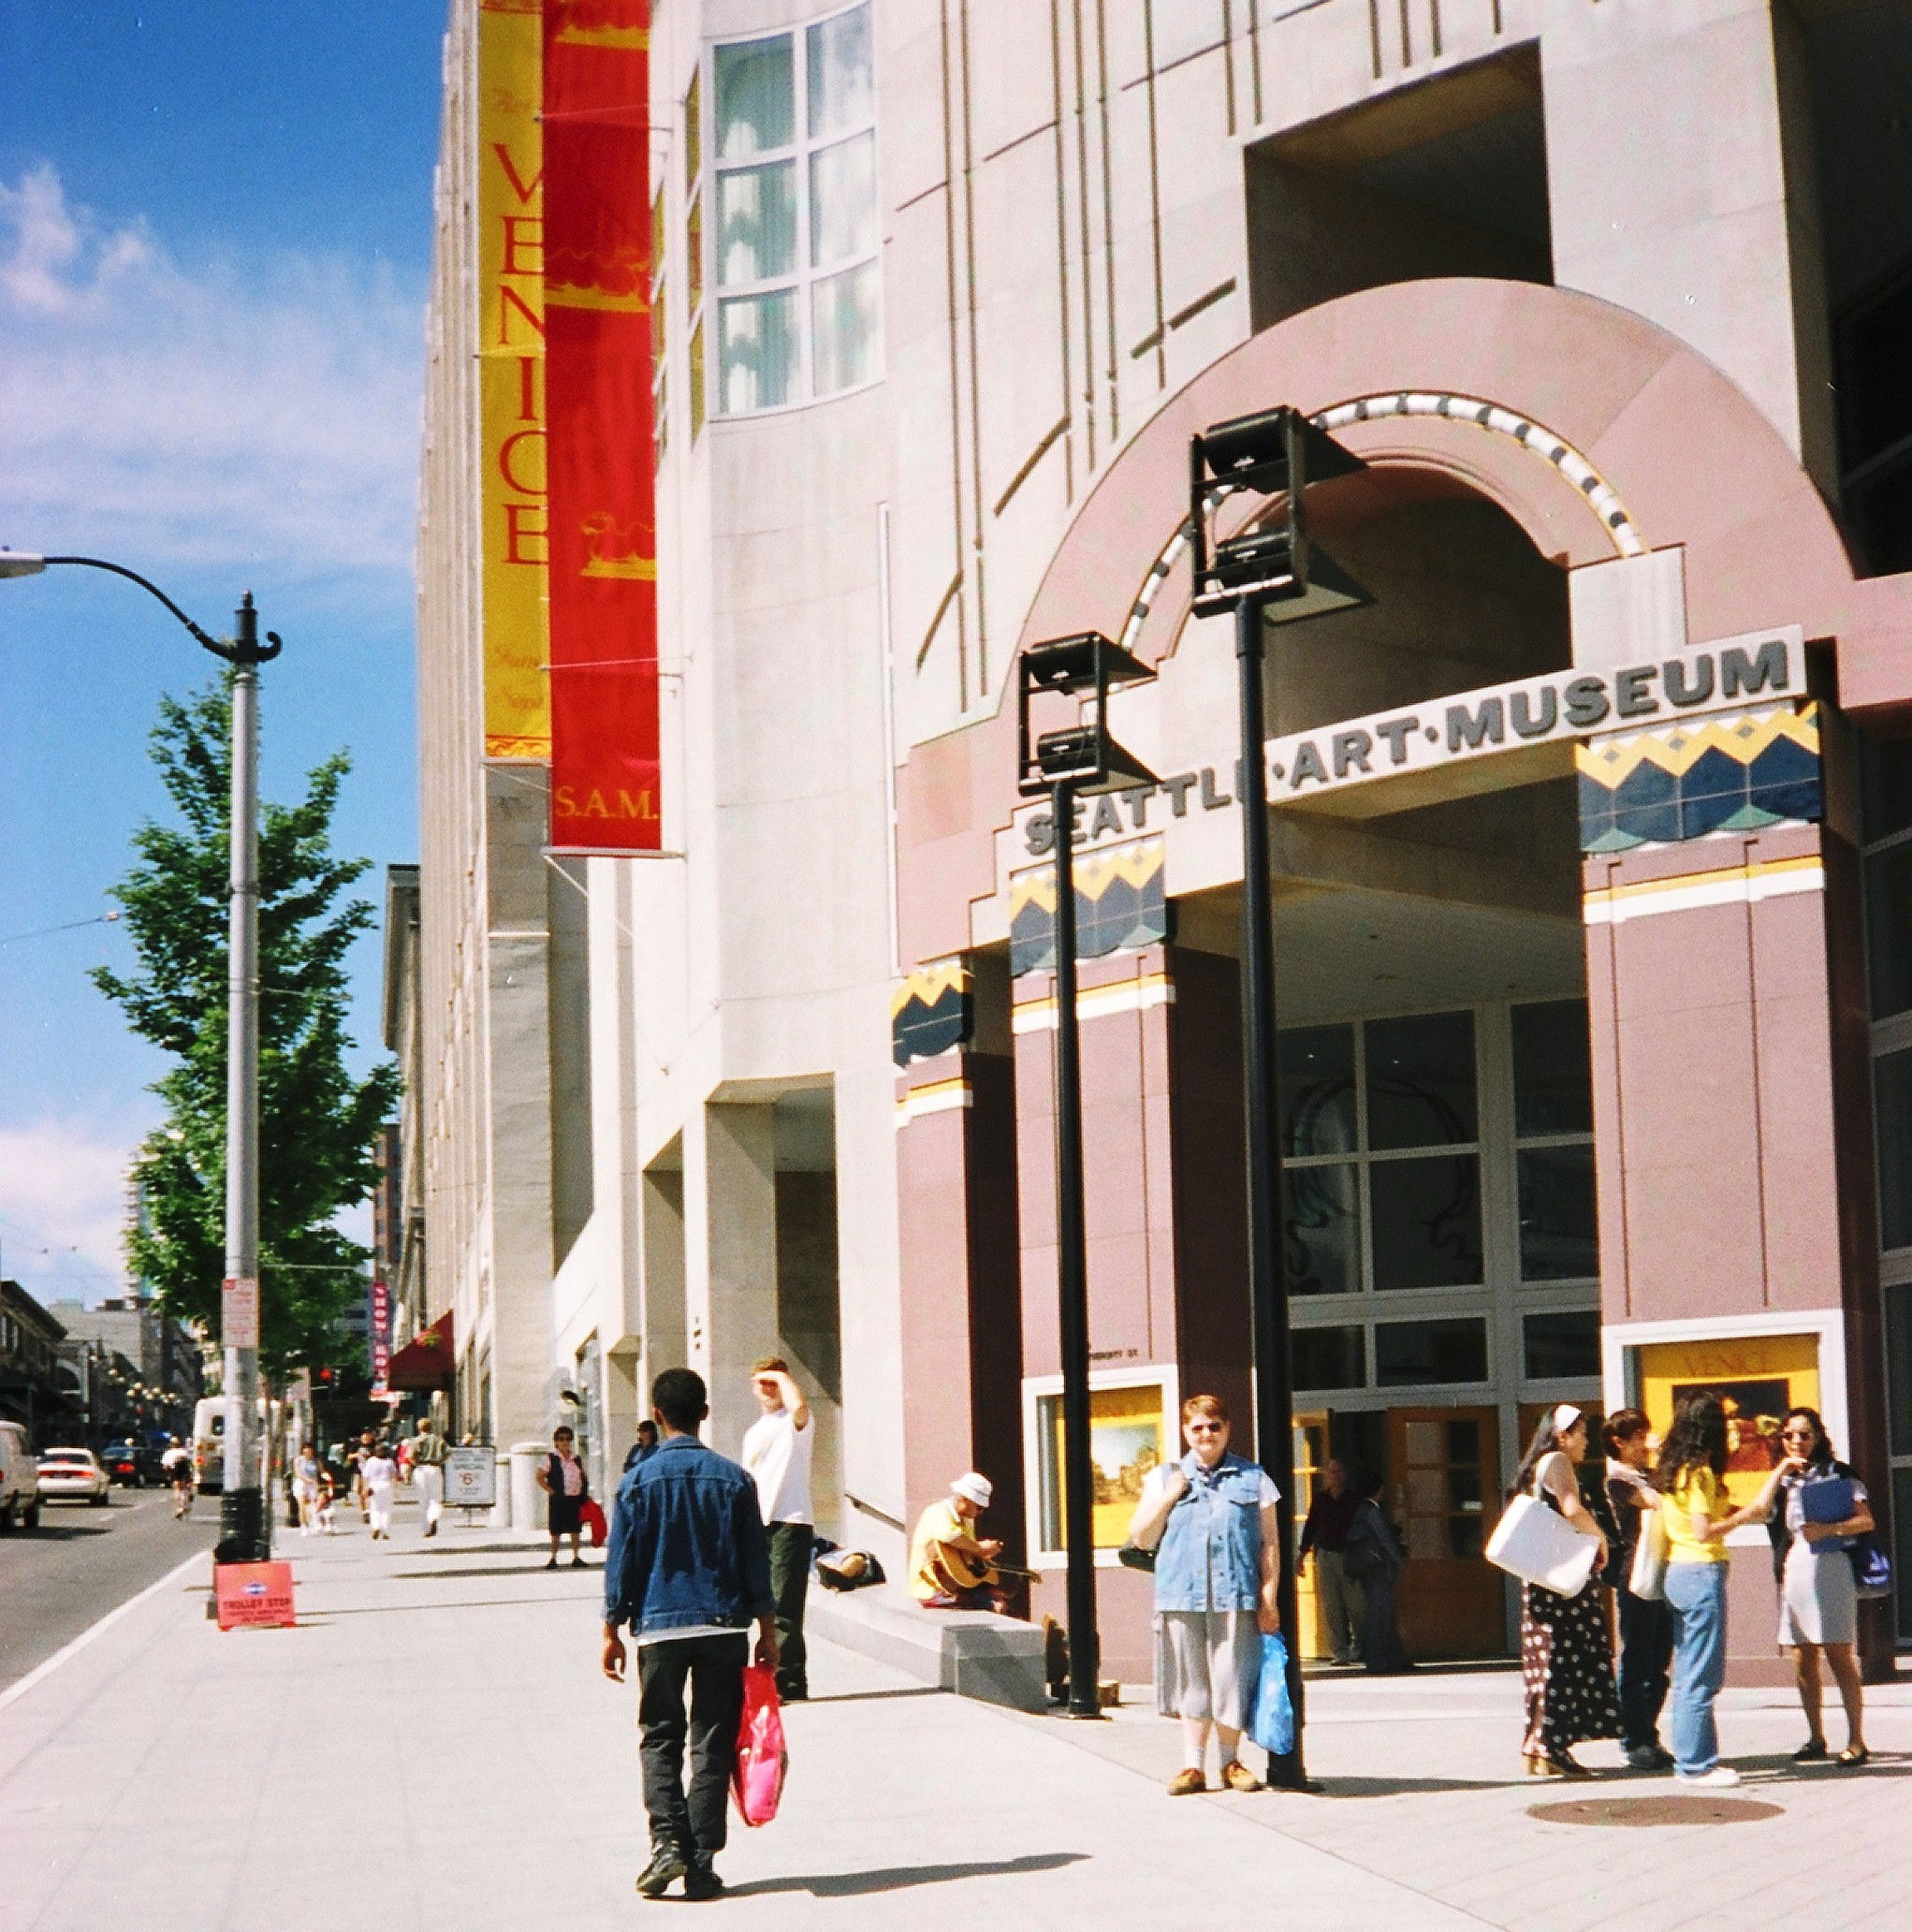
1248, 1630, 1295, 1758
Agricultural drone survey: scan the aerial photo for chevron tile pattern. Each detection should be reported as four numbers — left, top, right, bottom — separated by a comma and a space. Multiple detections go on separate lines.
1009, 836, 1168, 976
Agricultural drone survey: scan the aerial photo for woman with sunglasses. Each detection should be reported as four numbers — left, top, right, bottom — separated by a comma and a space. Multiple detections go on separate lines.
1768, 1407, 1873, 1765
1127, 1393, 1280, 1795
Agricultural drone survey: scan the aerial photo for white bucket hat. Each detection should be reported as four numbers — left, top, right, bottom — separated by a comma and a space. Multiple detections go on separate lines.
951, 1471, 993, 1509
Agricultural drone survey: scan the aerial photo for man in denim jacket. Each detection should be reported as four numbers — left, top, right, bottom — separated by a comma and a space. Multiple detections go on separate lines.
603, 1367, 779, 1901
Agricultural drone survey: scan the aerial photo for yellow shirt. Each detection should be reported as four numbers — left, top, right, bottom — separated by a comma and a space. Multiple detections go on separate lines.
908, 1497, 996, 1602
1661, 1467, 1730, 1564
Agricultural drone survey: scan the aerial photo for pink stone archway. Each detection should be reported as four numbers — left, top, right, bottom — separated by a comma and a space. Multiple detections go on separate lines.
898, 275, 1909, 967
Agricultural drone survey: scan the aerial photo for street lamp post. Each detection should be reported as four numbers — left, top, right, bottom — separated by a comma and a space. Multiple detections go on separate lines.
1187, 411, 1370, 1789
1016, 633, 1158, 1719
0, 549, 281, 1562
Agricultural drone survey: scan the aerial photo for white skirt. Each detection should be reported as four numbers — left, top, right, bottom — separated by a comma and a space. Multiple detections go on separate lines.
1778, 1539, 1857, 1647
1154, 1609, 1261, 1728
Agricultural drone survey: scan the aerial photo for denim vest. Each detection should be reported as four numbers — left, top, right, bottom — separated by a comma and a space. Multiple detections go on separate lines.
1153, 1451, 1265, 1613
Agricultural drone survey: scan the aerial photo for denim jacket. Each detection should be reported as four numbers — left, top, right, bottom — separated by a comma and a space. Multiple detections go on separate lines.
603, 1434, 775, 1636
1153, 1450, 1267, 1613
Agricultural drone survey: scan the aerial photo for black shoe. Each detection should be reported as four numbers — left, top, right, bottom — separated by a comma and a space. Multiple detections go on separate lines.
544, 1556, 558, 1570
683, 1860, 724, 1901
635, 1846, 687, 1899
1792, 1736, 1829, 1762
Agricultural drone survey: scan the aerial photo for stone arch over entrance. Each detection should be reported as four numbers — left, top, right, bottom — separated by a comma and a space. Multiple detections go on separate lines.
1014, 276, 1860, 683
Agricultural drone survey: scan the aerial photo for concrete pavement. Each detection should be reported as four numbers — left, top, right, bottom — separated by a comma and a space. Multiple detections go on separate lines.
5, 1504, 1910, 1931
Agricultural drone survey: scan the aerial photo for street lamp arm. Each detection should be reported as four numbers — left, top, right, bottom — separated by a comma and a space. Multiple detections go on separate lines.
35, 556, 283, 665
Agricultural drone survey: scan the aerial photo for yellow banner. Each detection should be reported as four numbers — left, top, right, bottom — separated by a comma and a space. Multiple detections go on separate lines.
478, 0, 549, 760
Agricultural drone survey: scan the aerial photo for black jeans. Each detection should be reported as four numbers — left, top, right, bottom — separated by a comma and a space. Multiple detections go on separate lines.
637, 1632, 749, 1858
1360, 1569, 1411, 1674
1615, 1581, 1673, 1750
766, 1521, 811, 1698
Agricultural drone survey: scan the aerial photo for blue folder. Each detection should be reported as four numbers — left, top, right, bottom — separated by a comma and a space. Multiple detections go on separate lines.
1798, 1475, 1857, 1551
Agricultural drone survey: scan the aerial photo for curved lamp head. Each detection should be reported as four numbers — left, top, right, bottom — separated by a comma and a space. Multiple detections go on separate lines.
0, 550, 49, 578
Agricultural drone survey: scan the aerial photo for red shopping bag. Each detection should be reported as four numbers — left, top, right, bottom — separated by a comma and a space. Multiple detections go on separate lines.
730, 1664, 787, 1827
579, 1499, 607, 1548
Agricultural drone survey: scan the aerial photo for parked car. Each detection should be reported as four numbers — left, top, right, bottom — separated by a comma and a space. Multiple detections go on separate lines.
37, 1447, 111, 1506
0, 1420, 40, 1530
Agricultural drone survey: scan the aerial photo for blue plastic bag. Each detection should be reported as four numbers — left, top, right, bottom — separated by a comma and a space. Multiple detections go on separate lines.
1247, 1630, 1295, 1758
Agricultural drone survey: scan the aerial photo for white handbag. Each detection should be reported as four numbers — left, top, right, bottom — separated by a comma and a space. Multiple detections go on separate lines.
1485, 1475, 1600, 1600
1628, 1503, 1670, 1602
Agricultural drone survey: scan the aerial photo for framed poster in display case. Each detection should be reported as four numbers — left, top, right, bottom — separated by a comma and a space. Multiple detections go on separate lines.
1023, 1367, 1178, 1566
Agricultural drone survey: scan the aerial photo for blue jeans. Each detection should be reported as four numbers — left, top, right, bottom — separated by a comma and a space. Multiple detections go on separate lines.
1663, 1561, 1729, 1775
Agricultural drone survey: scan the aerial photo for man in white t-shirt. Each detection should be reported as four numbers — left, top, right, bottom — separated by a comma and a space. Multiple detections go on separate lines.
739, 1356, 812, 1702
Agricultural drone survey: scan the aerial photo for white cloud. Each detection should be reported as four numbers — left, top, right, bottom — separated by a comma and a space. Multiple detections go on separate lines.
0, 1114, 146, 1309
0, 164, 423, 587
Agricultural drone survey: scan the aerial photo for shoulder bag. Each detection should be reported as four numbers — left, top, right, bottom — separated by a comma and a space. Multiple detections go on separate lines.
1484, 1457, 1600, 1600
1627, 1499, 1669, 1602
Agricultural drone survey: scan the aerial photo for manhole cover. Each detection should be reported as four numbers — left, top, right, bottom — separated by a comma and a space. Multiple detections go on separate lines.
1528, 1795, 1784, 1828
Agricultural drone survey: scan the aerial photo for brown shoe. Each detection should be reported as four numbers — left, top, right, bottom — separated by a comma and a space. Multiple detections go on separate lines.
1525, 1754, 1563, 1778
1220, 1761, 1263, 1793
1166, 1767, 1207, 1796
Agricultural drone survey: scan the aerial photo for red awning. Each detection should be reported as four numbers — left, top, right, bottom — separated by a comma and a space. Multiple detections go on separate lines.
385, 1309, 455, 1391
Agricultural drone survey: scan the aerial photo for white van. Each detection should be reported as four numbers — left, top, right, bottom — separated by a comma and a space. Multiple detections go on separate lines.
0, 1418, 40, 1530
191, 1398, 229, 1494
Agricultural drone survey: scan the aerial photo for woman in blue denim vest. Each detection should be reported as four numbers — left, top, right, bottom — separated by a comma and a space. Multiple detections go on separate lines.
1127, 1393, 1280, 1795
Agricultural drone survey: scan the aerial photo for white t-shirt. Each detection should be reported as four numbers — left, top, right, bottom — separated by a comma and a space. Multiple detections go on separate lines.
362, 1455, 397, 1491
741, 1408, 812, 1526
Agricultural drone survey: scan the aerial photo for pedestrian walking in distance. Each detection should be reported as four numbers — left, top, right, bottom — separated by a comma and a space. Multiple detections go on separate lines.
1512, 1406, 1619, 1778
1603, 1409, 1675, 1769
361, 1442, 398, 1540
1296, 1456, 1365, 1664
1342, 1471, 1414, 1675
1126, 1393, 1280, 1795
411, 1415, 449, 1538
539, 1425, 591, 1569
291, 1442, 322, 1536
1654, 1391, 1799, 1788
603, 1367, 778, 1903
623, 1418, 660, 1473
1768, 1406, 1874, 1766
740, 1355, 814, 1703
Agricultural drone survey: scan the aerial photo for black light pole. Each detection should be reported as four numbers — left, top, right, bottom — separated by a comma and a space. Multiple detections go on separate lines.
1188, 410, 1370, 1789
1017, 633, 1158, 1719
0, 548, 283, 1565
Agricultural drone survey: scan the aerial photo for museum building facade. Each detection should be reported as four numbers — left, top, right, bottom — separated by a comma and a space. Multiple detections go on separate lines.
419, 0, 1912, 1681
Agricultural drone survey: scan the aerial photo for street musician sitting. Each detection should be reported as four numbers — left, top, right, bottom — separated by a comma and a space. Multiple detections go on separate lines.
910, 1471, 1011, 1611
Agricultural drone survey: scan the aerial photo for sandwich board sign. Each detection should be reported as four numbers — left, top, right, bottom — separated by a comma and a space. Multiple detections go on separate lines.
215, 1560, 297, 1631
445, 1445, 496, 1510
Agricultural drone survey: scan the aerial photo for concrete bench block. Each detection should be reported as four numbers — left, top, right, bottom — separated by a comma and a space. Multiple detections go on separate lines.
806, 1585, 1050, 1714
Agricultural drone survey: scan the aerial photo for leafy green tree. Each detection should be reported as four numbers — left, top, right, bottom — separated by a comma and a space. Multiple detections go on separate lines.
95, 679, 400, 1379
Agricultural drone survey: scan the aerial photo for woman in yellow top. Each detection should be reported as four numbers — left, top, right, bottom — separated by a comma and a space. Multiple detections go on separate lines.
1654, 1392, 1801, 1788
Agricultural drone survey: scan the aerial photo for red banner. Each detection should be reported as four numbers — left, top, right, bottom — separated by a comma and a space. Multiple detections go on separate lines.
543, 0, 660, 852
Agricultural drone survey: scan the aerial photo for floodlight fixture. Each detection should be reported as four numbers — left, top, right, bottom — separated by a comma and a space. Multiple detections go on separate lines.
1016, 631, 1160, 800
1189, 405, 1373, 622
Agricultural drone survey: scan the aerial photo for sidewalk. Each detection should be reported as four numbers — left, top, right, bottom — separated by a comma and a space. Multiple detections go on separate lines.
6, 1502, 1911, 1931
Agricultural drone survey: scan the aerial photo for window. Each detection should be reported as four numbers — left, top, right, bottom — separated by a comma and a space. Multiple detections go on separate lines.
704, 4, 879, 416
1375, 1318, 1489, 1387
683, 70, 706, 441
1523, 1310, 1601, 1381
1280, 1011, 1482, 1295
1511, 1000, 1598, 1281
1293, 1325, 1365, 1392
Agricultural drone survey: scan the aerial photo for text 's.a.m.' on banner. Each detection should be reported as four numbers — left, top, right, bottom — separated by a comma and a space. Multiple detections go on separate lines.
478, 0, 550, 762
543, 0, 661, 853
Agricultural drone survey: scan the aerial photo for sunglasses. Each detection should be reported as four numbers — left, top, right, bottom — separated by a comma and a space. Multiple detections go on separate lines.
1186, 1421, 1226, 1434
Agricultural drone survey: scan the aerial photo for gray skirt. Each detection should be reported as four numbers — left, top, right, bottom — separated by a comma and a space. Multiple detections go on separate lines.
1154, 1608, 1261, 1728
1778, 1539, 1857, 1647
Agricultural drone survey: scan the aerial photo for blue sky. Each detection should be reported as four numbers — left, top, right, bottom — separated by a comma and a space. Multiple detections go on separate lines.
0, 4, 445, 1308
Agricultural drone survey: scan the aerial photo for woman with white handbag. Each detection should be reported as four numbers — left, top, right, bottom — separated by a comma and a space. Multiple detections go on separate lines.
1510, 1405, 1620, 1778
